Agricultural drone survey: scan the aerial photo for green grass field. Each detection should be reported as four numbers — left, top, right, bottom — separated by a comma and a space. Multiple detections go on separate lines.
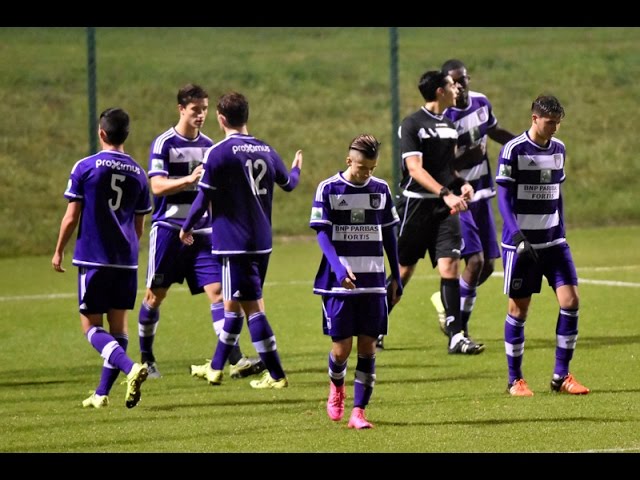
1, 226, 639, 453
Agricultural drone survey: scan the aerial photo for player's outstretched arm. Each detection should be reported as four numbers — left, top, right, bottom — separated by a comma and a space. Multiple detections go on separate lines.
279, 150, 303, 192
291, 149, 303, 170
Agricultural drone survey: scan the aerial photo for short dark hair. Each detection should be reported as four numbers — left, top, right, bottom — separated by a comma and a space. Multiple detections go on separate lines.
217, 91, 249, 128
441, 58, 465, 74
418, 70, 449, 102
99, 107, 129, 145
349, 134, 381, 160
531, 95, 565, 119
177, 83, 208, 108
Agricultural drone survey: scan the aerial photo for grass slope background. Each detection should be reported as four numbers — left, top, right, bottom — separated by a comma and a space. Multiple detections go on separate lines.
1, 27, 639, 257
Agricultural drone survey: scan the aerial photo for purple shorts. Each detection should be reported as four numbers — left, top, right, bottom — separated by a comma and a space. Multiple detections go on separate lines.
78, 267, 137, 314
460, 199, 501, 260
321, 294, 388, 339
220, 254, 270, 302
146, 224, 219, 294
502, 242, 578, 298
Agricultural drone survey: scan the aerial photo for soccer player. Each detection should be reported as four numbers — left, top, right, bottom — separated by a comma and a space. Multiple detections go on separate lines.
428, 59, 515, 341
381, 70, 484, 355
180, 91, 303, 389
496, 94, 589, 396
52, 107, 152, 409
138, 84, 264, 380
310, 134, 402, 429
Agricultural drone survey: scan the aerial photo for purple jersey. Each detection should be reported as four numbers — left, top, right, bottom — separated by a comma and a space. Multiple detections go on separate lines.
444, 91, 498, 202
64, 150, 152, 269
148, 128, 214, 233
199, 133, 299, 255
310, 172, 399, 295
496, 132, 567, 249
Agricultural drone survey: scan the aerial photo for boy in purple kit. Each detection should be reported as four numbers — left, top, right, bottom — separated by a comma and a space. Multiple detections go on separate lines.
496, 95, 589, 397
139, 84, 264, 380
52, 107, 152, 409
181, 91, 303, 389
310, 134, 401, 429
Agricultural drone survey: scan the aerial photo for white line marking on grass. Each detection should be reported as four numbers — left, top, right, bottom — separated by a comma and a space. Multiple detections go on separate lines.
1, 270, 639, 302
0, 292, 77, 302
579, 446, 640, 453
578, 265, 640, 272
487, 272, 640, 288
579, 279, 640, 287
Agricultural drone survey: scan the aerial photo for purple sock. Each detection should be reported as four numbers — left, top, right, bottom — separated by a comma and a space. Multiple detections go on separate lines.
138, 301, 159, 362
353, 354, 376, 409
248, 312, 285, 380
96, 333, 128, 396
211, 302, 224, 336
504, 314, 526, 384
328, 352, 347, 387
554, 308, 578, 378
211, 311, 243, 371
87, 326, 134, 375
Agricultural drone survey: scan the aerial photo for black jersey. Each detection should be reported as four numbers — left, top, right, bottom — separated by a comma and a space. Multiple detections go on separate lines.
398, 107, 458, 196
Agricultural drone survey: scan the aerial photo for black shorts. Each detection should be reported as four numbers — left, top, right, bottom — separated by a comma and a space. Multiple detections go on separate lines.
395, 196, 461, 268
78, 267, 138, 314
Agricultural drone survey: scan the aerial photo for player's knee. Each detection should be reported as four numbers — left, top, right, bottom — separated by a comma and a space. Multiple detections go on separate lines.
145, 288, 166, 308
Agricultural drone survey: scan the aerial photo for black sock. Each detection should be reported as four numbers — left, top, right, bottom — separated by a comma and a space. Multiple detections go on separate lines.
141, 352, 155, 363
441, 277, 462, 335
229, 345, 243, 365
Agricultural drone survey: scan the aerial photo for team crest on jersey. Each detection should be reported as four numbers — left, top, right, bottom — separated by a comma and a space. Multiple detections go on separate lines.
477, 109, 487, 123
351, 208, 365, 224
498, 164, 512, 177
540, 169, 552, 183
369, 193, 381, 209
151, 159, 164, 171
310, 207, 323, 221
189, 159, 202, 173
553, 153, 563, 169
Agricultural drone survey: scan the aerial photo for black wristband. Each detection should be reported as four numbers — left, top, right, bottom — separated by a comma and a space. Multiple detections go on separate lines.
439, 187, 451, 198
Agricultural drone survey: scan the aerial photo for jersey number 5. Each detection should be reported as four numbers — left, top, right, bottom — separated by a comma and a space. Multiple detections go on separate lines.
109, 173, 126, 211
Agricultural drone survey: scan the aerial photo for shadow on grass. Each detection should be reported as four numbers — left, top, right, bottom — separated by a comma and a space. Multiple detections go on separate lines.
578, 334, 640, 347
375, 415, 636, 428
495, 334, 640, 351
383, 370, 497, 386
148, 396, 319, 412
0, 379, 69, 387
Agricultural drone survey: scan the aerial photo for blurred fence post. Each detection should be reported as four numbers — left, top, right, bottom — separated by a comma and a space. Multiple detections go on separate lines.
86, 27, 97, 155
389, 27, 400, 196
